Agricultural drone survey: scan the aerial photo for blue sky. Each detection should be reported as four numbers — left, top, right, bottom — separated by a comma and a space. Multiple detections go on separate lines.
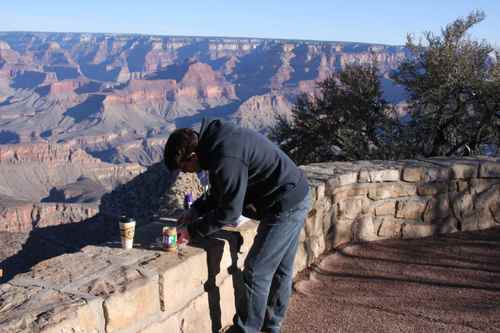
1, 1, 499, 46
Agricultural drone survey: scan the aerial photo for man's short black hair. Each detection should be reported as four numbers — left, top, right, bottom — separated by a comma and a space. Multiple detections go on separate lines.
164, 128, 199, 171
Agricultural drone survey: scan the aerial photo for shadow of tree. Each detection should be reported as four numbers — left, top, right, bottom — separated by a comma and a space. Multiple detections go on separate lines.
311, 265, 500, 293
315, 227, 500, 294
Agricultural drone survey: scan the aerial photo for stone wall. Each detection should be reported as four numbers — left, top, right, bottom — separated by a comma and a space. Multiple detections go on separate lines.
0, 157, 499, 332
298, 157, 500, 271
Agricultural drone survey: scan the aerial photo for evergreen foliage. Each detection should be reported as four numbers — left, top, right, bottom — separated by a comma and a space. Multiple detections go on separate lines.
271, 11, 500, 164
393, 10, 500, 157
269, 63, 402, 164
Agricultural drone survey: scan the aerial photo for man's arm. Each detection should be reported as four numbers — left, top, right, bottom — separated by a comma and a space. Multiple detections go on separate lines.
188, 157, 247, 238
178, 173, 215, 226
190, 190, 216, 216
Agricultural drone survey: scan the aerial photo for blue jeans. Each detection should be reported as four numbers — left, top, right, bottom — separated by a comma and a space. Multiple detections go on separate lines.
234, 192, 311, 333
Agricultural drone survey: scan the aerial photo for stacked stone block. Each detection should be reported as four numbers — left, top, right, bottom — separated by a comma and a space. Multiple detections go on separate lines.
296, 157, 500, 275
0, 221, 257, 333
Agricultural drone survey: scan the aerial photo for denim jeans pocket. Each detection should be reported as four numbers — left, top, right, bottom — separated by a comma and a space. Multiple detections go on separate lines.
263, 192, 311, 225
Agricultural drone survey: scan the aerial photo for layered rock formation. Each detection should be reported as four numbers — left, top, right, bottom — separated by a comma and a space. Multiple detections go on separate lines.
0, 143, 144, 231
99, 162, 203, 225
0, 32, 408, 164
230, 93, 293, 132
0, 142, 144, 198
0, 202, 99, 232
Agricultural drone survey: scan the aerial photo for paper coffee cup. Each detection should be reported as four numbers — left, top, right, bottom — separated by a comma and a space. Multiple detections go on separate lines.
119, 220, 136, 250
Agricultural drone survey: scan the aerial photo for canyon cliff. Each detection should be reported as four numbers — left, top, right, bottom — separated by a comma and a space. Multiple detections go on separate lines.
0, 32, 407, 162
0, 143, 144, 231
0, 32, 408, 230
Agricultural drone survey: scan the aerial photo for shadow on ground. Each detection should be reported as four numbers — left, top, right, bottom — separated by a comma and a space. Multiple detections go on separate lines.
284, 227, 500, 333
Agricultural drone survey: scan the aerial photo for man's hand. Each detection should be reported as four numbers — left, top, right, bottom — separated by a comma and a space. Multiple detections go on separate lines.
177, 226, 190, 245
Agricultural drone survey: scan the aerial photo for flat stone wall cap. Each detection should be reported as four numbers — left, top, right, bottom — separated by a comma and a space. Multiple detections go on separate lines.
10, 251, 119, 290
76, 265, 151, 297
451, 163, 478, 179
139, 244, 207, 276
221, 220, 258, 255
329, 172, 359, 187
308, 161, 353, 171
221, 219, 258, 233
95, 221, 171, 253
301, 165, 335, 176
0, 283, 100, 333
358, 168, 400, 183
480, 162, 500, 178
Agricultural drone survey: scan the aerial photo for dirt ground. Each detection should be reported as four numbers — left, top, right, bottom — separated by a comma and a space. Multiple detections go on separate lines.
283, 227, 500, 333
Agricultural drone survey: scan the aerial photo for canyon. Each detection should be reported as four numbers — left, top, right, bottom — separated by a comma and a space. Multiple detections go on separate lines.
0, 31, 408, 231
0, 32, 407, 147
0, 33, 498, 329
0, 142, 144, 231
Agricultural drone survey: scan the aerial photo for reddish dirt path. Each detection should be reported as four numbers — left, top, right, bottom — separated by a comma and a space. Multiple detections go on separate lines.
283, 227, 500, 333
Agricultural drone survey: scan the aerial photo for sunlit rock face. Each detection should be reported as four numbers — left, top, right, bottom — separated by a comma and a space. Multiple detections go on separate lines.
0, 32, 407, 153
0, 142, 144, 231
